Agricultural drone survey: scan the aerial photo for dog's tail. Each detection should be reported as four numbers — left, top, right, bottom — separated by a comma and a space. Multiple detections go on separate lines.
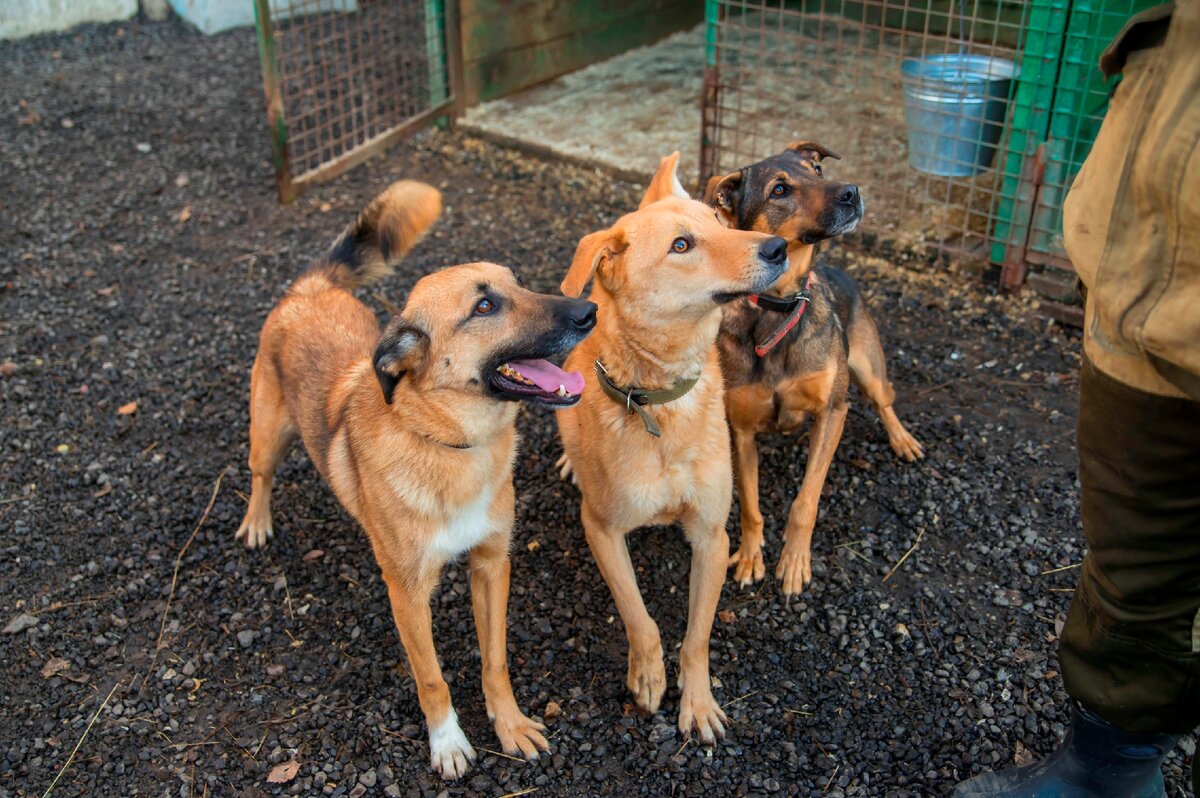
307, 181, 442, 292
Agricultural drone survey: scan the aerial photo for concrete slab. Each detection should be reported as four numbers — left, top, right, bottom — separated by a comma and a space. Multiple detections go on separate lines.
1, 0, 136, 39
463, 24, 706, 187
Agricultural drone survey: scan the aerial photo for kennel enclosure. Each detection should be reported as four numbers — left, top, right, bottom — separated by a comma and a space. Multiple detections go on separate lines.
700, 0, 1159, 319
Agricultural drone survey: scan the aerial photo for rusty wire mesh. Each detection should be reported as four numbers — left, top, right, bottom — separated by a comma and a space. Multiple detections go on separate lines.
700, 0, 1159, 315
257, 0, 455, 200
701, 0, 1032, 266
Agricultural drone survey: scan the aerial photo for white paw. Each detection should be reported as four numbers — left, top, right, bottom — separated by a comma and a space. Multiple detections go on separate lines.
235, 515, 273, 549
429, 708, 475, 780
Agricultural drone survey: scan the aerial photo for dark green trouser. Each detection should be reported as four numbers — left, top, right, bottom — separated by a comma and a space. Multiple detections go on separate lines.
1059, 357, 1200, 735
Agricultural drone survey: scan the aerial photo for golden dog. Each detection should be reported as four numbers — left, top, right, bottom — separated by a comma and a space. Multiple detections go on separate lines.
235, 181, 597, 778
556, 154, 787, 743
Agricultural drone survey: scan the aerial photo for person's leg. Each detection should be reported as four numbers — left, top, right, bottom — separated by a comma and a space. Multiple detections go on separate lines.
954, 356, 1200, 796
1059, 357, 1200, 734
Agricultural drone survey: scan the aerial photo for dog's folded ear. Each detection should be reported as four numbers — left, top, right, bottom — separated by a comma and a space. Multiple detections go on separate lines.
373, 322, 429, 404
639, 151, 691, 209
786, 140, 842, 162
705, 171, 742, 227
562, 227, 627, 298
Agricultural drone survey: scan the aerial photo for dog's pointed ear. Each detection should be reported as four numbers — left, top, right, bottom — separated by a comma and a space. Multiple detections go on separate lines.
562, 227, 627, 298
705, 171, 742, 227
373, 322, 429, 404
786, 140, 842, 162
639, 151, 690, 209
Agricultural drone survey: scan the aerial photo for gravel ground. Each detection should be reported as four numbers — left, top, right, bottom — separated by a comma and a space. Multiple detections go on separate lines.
1, 19, 1194, 798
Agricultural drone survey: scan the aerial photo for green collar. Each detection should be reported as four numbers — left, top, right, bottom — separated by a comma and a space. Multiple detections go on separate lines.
594, 359, 699, 437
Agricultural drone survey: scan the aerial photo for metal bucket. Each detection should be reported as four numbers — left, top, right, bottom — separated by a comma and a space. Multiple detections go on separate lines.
901, 54, 1019, 177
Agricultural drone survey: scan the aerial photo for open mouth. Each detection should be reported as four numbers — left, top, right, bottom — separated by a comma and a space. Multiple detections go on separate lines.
489, 358, 585, 407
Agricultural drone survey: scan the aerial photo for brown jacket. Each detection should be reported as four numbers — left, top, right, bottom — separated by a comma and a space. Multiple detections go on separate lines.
1063, 0, 1200, 400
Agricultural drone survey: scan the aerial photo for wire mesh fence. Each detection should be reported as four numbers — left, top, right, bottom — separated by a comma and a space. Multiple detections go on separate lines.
254, 0, 460, 202
700, 0, 1157, 319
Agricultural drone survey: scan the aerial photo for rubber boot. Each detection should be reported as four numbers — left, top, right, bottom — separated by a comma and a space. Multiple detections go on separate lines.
953, 703, 1178, 798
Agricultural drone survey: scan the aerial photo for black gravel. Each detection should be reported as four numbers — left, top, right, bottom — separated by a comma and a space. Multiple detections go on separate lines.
1, 18, 1193, 798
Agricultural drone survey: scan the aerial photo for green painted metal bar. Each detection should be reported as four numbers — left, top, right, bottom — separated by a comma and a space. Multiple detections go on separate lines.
991, 0, 1067, 285
425, 0, 448, 108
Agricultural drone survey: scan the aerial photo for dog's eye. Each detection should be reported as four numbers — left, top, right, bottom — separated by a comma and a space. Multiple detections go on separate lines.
671, 237, 691, 254
474, 298, 494, 315
813, 164, 823, 176
772, 183, 791, 197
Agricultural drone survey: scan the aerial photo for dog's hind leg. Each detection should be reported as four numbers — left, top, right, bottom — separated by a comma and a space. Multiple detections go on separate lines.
581, 503, 666, 715
846, 308, 924, 462
468, 527, 549, 761
237, 356, 297, 549
236, 359, 294, 549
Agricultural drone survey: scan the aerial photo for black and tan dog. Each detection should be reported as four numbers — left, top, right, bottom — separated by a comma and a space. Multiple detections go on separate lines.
235, 181, 596, 779
705, 142, 924, 595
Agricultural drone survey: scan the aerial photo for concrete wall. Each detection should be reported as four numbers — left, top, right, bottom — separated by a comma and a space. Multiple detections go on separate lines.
167, 0, 357, 35
1, 0, 137, 39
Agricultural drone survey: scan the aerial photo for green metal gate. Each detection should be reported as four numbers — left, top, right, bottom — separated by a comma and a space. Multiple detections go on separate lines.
254, 0, 462, 203
993, 0, 1157, 307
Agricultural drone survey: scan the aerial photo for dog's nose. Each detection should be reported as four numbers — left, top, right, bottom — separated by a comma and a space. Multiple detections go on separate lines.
568, 300, 598, 332
838, 185, 860, 205
758, 236, 788, 266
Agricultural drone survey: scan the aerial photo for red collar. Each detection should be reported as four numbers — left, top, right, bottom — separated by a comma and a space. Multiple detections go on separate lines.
747, 273, 814, 357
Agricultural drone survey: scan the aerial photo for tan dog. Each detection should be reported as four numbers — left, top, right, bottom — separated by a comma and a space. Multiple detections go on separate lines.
555, 153, 787, 743
705, 143, 923, 595
235, 181, 597, 779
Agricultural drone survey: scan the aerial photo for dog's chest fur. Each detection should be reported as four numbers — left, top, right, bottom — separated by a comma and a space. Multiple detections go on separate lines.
430, 479, 499, 559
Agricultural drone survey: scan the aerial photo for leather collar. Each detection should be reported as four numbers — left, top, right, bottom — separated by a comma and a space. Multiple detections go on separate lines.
594, 359, 698, 438
748, 272, 814, 357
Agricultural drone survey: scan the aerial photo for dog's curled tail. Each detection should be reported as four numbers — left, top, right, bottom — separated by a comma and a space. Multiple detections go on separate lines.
320, 180, 443, 290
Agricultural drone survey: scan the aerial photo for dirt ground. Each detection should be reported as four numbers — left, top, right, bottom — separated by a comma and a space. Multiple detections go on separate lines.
0, 18, 1193, 798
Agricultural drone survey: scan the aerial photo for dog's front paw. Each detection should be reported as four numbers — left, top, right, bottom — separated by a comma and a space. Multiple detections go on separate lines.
235, 513, 274, 549
728, 544, 765, 587
429, 710, 476, 780
492, 708, 550, 761
775, 540, 813, 596
677, 684, 727, 746
627, 642, 666, 714
889, 428, 924, 462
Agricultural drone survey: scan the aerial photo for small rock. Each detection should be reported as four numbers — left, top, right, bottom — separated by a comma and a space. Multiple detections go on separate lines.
237, 630, 257, 648
648, 723, 675, 744
4, 613, 39, 634
135, 142, 152, 153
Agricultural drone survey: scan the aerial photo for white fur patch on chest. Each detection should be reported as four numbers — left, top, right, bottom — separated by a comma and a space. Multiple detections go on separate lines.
430, 481, 498, 559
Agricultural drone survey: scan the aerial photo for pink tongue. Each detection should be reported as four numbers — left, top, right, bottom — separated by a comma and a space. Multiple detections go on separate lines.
508, 359, 585, 394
